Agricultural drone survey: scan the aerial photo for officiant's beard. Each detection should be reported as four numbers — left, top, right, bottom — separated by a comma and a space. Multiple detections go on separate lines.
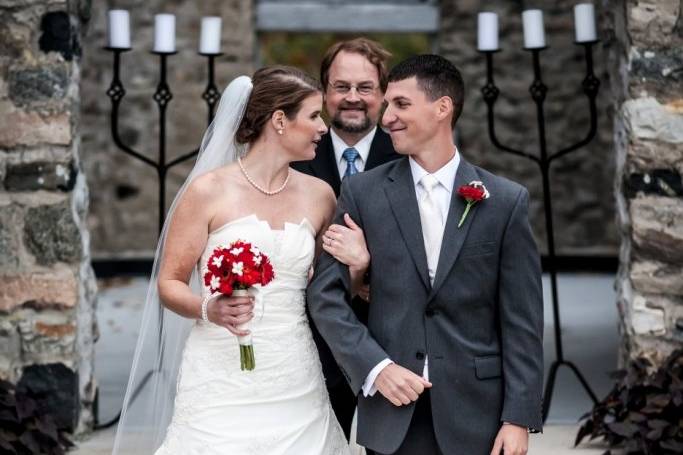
331, 107, 373, 134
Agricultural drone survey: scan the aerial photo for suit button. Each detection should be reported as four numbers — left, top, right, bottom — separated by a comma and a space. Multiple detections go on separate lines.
416, 351, 425, 360
425, 308, 435, 317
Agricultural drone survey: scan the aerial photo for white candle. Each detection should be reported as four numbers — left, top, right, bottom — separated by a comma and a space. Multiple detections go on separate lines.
522, 9, 546, 49
154, 14, 176, 53
574, 3, 597, 42
477, 12, 499, 51
107, 10, 130, 49
199, 17, 222, 54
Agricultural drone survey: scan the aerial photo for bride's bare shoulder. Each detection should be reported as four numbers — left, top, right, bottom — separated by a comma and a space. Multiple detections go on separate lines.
290, 168, 335, 203
187, 164, 241, 196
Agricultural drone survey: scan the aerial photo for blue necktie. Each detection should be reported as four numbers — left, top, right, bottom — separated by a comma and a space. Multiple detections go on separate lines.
342, 147, 360, 178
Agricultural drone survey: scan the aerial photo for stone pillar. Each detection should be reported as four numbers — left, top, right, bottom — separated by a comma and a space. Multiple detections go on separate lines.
0, 0, 97, 433
606, 0, 683, 366
439, 0, 618, 255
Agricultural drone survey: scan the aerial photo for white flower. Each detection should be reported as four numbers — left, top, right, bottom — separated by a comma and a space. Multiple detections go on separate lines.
253, 255, 262, 266
210, 275, 220, 290
232, 261, 244, 276
469, 180, 491, 199
211, 255, 224, 268
230, 247, 244, 256
250, 246, 261, 256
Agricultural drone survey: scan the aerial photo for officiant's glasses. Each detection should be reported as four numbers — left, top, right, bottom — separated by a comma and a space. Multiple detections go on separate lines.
329, 81, 377, 96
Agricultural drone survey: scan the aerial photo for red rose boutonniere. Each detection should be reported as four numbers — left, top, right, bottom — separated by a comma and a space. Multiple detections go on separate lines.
457, 181, 490, 228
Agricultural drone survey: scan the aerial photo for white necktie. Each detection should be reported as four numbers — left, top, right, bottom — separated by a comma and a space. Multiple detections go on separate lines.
418, 174, 444, 284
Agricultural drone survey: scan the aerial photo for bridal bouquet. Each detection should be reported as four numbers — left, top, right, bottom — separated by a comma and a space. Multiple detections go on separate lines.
203, 240, 275, 370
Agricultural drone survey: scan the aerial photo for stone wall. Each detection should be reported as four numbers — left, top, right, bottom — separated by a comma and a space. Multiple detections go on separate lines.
606, 0, 683, 366
80, 0, 254, 257
83, 0, 618, 257
439, 0, 618, 256
0, 0, 97, 433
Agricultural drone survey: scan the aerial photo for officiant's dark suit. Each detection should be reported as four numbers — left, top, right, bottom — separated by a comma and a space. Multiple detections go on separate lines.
292, 127, 399, 437
292, 37, 400, 439
293, 128, 397, 198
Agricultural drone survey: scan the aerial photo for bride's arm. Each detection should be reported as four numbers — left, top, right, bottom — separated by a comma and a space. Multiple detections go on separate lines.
312, 181, 338, 261
309, 177, 370, 297
157, 177, 214, 319
157, 176, 254, 335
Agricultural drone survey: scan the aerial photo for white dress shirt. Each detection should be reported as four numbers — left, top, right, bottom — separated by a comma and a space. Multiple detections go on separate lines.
330, 126, 377, 179
362, 149, 461, 397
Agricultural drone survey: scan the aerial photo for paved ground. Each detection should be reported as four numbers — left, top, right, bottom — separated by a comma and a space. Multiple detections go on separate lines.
72, 272, 619, 452
71, 424, 610, 454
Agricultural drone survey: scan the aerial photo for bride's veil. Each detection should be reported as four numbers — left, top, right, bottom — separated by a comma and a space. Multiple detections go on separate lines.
112, 76, 253, 454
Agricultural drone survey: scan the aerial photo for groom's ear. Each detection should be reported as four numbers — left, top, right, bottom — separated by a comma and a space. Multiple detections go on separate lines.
435, 96, 454, 124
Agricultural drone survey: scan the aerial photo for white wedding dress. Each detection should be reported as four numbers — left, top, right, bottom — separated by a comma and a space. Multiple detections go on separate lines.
155, 214, 350, 455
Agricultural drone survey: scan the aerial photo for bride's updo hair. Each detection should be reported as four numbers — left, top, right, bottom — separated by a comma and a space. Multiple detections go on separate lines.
236, 66, 322, 144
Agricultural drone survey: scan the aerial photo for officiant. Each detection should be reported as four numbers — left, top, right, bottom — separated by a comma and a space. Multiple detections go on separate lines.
292, 37, 400, 438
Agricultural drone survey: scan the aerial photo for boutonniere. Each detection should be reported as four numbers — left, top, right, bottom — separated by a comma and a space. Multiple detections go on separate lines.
457, 181, 490, 228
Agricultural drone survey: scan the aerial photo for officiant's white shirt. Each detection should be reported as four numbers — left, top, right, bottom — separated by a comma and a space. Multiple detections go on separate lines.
330, 126, 376, 178
362, 149, 460, 397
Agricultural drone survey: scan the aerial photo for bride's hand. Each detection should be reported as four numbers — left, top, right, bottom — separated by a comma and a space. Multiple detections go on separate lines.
322, 213, 370, 271
207, 294, 254, 336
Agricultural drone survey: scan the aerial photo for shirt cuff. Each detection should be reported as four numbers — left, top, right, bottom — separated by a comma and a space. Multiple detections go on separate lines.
361, 358, 393, 397
502, 422, 533, 433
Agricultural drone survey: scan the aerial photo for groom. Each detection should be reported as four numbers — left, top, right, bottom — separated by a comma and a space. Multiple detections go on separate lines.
308, 54, 544, 454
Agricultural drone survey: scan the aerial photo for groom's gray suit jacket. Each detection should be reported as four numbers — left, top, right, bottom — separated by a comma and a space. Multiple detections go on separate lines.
308, 156, 544, 454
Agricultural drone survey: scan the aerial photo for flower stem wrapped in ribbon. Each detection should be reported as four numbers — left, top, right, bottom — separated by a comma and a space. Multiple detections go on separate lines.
457, 181, 490, 228
203, 240, 275, 371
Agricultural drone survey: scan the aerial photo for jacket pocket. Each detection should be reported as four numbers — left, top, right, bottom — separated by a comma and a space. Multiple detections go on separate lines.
459, 241, 497, 258
474, 355, 502, 379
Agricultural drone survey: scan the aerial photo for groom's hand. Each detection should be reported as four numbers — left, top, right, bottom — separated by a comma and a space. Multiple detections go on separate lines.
490, 423, 528, 455
375, 364, 432, 406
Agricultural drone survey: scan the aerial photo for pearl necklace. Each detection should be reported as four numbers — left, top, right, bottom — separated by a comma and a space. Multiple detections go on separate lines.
238, 157, 290, 196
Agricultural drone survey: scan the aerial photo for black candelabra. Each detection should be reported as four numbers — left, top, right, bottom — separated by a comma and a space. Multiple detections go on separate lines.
479, 41, 601, 422
96, 47, 223, 428
105, 47, 222, 233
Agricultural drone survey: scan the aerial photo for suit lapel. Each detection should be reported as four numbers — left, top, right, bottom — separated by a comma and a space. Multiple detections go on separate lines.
429, 158, 480, 297
383, 158, 430, 290
311, 134, 342, 196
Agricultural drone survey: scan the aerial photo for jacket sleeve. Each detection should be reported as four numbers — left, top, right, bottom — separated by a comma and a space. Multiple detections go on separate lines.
307, 178, 388, 395
498, 187, 544, 432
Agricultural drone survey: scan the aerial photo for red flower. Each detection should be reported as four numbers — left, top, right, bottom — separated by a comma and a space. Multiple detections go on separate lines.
457, 181, 490, 228
219, 280, 233, 295
260, 260, 274, 286
203, 240, 275, 296
458, 185, 486, 202
242, 267, 261, 287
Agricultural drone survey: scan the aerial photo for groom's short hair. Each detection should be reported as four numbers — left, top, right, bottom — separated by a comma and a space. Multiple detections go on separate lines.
388, 54, 465, 128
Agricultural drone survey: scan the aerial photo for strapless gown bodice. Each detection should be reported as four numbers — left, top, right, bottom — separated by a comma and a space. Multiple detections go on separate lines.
196, 214, 316, 331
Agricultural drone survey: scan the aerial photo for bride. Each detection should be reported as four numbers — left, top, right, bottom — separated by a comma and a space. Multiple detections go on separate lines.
113, 67, 370, 454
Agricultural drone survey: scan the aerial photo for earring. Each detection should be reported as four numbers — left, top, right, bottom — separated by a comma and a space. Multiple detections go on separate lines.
277, 129, 284, 135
